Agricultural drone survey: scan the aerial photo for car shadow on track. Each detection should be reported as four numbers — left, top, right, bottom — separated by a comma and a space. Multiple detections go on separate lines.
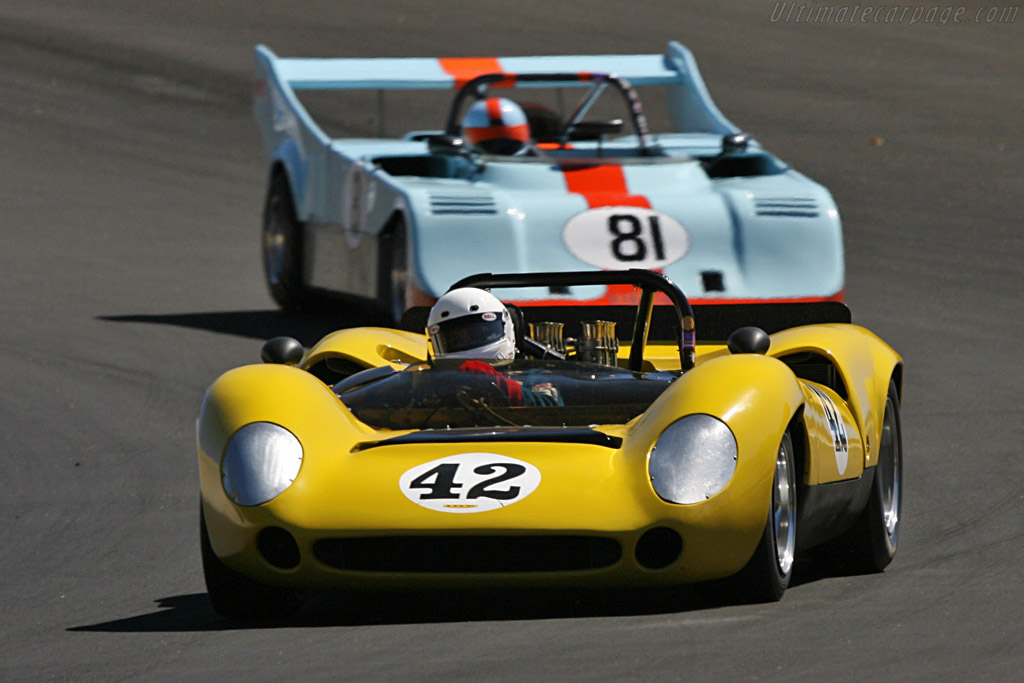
98, 304, 385, 346
67, 585, 750, 632
69, 556, 865, 633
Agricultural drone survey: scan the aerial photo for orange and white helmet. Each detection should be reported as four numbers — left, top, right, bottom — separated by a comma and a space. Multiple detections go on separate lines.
427, 288, 516, 360
461, 97, 530, 154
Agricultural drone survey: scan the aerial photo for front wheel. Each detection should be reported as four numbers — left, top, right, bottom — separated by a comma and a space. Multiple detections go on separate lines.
731, 431, 798, 602
378, 218, 408, 325
200, 506, 300, 620
262, 172, 308, 310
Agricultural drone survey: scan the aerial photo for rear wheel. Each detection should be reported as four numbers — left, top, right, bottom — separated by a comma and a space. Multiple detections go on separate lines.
842, 379, 903, 572
262, 172, 308, 310
731, 431, 797, 602
200, 506, 300, 620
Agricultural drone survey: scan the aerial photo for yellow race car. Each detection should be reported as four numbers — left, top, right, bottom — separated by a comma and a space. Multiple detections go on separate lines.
197, 270, 902, 619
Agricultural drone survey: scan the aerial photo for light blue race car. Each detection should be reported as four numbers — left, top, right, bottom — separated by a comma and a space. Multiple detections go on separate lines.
253, 42, 844, 321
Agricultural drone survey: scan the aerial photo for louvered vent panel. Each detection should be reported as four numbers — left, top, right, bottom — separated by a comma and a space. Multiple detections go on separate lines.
429, 193, 498, 215
754, 197, 820, 218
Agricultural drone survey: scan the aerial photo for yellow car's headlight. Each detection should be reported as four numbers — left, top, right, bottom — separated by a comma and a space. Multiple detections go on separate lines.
221, 422, 303, 506
648, 415, 737, 504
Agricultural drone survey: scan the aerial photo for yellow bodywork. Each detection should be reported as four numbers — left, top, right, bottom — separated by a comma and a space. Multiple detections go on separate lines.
198, 322, 900, 590
302, 326, 428, 371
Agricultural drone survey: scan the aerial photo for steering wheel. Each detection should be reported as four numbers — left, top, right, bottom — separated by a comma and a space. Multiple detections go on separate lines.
519, 336, 566, 360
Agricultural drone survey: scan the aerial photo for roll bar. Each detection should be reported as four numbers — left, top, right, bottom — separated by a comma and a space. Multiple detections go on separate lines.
443, 72, 656, 155
449, 269, 695, 371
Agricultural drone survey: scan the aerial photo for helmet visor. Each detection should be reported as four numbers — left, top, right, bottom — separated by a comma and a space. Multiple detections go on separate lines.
432, 313, 505, 355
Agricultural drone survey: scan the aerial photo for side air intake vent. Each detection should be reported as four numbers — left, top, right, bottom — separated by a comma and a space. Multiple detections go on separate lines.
429, 192, 498, 215
754, 197, 820, 218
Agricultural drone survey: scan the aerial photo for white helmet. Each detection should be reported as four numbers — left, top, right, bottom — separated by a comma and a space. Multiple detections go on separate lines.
427, 288, 516, 360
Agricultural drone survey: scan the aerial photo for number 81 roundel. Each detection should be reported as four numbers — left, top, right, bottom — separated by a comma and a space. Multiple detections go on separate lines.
562, 207, 690, 270
399, 453, 542, 513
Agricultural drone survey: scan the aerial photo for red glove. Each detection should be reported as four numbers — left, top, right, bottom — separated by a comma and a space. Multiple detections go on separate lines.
458, 360, 523, 405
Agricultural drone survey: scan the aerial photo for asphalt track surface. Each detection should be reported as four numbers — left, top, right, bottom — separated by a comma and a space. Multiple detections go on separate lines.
1, 1, 1021, 681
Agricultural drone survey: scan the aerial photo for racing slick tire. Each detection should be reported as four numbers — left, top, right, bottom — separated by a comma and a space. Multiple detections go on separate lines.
262, 171, 308, 311
200, 507, 301, 620
841, 379, 903, 573
731, 430, 797, 602
378, 217, 408, 325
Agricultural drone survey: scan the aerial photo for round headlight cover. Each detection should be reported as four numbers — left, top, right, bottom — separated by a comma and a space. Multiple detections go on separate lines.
649, 414, 737, 504
222, 422, 303, 506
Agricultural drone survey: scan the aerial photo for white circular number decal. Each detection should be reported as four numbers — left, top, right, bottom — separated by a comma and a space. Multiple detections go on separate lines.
399, 453, 541, 513
810, 386, 850, 476
341, 162, 373, 248
563, 206, 690, 269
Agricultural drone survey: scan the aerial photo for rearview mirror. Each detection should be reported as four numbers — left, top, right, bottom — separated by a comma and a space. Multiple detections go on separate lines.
567, 119, 624, 140
426, 134, 468, 156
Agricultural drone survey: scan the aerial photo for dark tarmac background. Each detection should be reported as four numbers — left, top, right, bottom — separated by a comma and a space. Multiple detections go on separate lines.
1, 1, 1021, 680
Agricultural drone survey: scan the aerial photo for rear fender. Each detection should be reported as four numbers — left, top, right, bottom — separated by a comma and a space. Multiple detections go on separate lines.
267, 146, 308, 212
769, 324, 902, 469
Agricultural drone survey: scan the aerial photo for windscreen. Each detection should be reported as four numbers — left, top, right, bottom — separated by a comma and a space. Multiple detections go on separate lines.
338, 359, 677, 430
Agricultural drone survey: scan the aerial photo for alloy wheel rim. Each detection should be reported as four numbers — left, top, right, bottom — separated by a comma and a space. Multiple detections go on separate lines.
263, 198, 286, 286
773, 441, 796, 577
389, 233, 408, 322
879, 397, 901, 539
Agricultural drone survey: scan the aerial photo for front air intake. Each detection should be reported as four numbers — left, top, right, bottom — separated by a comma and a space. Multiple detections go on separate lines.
314, 535, 622, 573
634, 527, 683, 570
258, 527, 301, 569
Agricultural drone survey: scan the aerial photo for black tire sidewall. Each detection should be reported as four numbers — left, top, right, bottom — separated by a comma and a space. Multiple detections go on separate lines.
199, 505, 300, 620
378, 218, 408, 324
731, 430, 796, 603
867, 380, 903, 565
262, 173, 307, 310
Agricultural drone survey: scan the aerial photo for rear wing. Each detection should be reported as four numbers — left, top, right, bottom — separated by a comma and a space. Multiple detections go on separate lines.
253, 41, 739, 149
260, 47, 687, 90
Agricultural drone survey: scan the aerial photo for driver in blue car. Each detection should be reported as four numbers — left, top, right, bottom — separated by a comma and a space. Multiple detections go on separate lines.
427, 287, 562, 407
461, 97, 532, 155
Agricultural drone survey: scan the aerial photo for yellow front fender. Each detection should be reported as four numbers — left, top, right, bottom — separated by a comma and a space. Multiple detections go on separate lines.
197, 363, 383, 556
623, 353, 805, 575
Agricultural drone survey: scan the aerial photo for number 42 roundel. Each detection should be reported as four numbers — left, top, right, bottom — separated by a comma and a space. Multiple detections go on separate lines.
399, 453, 541, 513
